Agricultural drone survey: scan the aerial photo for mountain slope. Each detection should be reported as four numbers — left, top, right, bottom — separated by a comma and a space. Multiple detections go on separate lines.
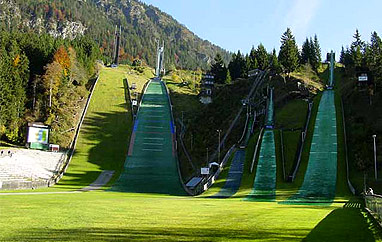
0, 0, 230, 69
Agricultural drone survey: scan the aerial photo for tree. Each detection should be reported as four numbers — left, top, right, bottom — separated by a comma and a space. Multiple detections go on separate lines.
255, 43, 269, 70
269, 49, 281, 74
225, 69, 232, 84
249, 46, 258, 70
278, 28, 299, 77
301, 38, 311, 65
210, 53, 227, 84
43, 61, 63, 110
300, 35, 321, 72
351, 29, 365, 67
339, 46, 346, 64
313, 34, 322, 68
367, 32, 382, 86
228, 51, 246, 80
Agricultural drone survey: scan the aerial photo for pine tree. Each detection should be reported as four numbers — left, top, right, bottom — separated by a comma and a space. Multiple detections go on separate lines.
278, 28, 299, 77
367, 32, 382, 86
339, 46, 346, 64
225, 69, 232, 84
256, 43, 269, 70
249, 46, 258, 70
269, 48, 281, 74
351, 29, 365, 67
210, 53, 227, 84
301, 38, 311, 65
313, 35, 321, 65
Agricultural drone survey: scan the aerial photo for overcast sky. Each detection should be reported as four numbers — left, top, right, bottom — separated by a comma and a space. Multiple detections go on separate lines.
141, 0, 382, 58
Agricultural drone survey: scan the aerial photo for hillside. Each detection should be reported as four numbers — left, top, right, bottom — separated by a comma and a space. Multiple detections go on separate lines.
0, 0, 230, 69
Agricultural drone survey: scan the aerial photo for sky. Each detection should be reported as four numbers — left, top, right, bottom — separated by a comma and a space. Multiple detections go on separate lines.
140, 0, 382, 58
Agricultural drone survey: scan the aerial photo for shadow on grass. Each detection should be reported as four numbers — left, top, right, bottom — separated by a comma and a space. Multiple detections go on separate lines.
9, 226, 311, 241
303, 199, 382, 242
55, 110, 131, 190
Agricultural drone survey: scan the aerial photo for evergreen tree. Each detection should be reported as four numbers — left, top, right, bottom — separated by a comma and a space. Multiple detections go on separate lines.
367, 32, 382, 85
210, 53, 227, 84
351, 29, 365, 67
278, 28, 299, 77
313, 35, 322, 65
301, 38, 311, 65
255, 43, 269, 70
225, 69, 232, 84
269, 48, 281, 74
339, 46, 346, 64
228, 50, 246, 80
249, 46, 258, 70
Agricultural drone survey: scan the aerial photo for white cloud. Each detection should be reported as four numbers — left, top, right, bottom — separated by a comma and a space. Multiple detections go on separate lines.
285, 0, 320, 38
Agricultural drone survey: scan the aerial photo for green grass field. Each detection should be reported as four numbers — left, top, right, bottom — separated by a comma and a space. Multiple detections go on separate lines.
0, 66, 382, 241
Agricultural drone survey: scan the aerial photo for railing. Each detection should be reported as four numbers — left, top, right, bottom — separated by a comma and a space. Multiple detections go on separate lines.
365, 194, 382, 224
341, 97, 356, 194
250, 128, 264, 173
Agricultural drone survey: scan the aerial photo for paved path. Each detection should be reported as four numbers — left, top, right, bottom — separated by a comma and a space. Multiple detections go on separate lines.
112, 80, 185, 195
284, 90, 337, 204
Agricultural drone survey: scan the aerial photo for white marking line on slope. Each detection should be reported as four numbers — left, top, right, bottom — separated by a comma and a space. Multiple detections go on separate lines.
142, 148, 163, 152
144, 137, 164, 140
143, 143, 163, 146
145, 126, 164, 129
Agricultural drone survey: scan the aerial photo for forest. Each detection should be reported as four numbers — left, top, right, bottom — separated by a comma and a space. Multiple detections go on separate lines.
0, 31, 100, 147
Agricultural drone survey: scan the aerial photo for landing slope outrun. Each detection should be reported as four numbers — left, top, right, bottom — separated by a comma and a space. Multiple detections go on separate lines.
285, 90, 337, 204
112, 80, 186, 195
246, 130, 276, 201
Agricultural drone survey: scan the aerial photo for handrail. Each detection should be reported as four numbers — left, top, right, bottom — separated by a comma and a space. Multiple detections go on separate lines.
251, 128, 264, 173
341, 97, 356, 194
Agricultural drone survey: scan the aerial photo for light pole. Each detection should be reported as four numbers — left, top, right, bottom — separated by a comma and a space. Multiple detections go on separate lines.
373, 134, 377, 180
206, 147, 209, 166
217, 129, 222, 163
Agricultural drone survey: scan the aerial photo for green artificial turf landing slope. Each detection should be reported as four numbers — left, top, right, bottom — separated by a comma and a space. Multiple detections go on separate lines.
112, 80, 186, 195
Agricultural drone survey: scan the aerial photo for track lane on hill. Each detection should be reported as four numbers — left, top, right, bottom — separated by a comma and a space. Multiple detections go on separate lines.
112, 80, 186, 195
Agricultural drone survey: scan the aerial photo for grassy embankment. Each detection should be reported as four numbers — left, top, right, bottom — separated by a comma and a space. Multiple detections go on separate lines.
53, 65, 153, 190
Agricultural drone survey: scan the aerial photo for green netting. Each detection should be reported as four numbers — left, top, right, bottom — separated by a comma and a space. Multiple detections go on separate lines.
245, 130, 276, 201
283, 90, 337, 204
111, 81, 186, 195
265, 89, 274, 127
329, 51, 335, 86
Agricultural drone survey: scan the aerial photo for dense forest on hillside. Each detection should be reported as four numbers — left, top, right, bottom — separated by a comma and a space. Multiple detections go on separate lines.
0, 0, 230, 70
339, 30, 382, 189
0, 31, 100, 147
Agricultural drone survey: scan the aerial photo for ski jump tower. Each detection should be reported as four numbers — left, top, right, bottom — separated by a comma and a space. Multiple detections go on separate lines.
113, 25, 121, 66
155, 40, 165, 78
